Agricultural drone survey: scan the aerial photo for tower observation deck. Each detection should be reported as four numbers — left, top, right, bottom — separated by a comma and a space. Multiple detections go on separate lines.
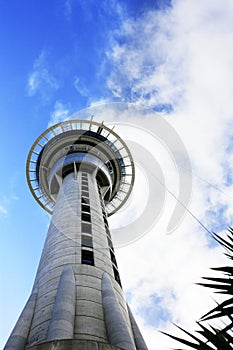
4, 119, 148, 350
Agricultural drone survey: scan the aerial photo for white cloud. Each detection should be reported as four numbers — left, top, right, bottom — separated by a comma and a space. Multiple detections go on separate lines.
103, 0, 233, 224
73, 77, 89, 97
27, 51, 59, 99
114, 215, 228, 349
64, 0, 72, 21
48, 101, 70, 127
0, 193, 19, 217
106, 0, 233, 113
0, 204, 7, 216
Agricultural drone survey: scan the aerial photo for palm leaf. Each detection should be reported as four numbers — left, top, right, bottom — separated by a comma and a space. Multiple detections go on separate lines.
163, 229, 233, 349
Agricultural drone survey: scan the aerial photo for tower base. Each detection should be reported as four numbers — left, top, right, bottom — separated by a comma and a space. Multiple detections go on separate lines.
26, 339, 122, 350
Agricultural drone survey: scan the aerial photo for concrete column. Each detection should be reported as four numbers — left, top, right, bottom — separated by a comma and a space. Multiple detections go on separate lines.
4, 290, 37, 350
127, 305, 148, 350
102, 273, 136, 350
47, 265, 76, 340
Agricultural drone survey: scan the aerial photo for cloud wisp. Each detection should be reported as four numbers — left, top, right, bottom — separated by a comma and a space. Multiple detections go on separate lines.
48, 101, 70, 127
0, 204, 7, 216
103, 0, 233, 229
73, 77, 89, 97
27, 51, 59, 101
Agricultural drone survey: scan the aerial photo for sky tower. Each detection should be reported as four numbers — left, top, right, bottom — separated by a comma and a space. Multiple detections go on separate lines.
4, 119, 148, 350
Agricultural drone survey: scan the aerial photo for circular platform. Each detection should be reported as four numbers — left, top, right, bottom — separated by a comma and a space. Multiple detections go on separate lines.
26, 119, 135, 216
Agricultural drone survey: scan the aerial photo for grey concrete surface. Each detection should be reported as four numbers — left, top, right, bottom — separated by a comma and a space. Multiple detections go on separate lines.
4, 291, 37, 350
102, 273, 136, 350
127, 304, 148, 350
5, 162, 147, 349
47, 265, 76, 340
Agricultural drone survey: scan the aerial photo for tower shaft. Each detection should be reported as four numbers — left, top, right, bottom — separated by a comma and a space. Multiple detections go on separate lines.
5, 171, 147, 349
30, 170, 131, 345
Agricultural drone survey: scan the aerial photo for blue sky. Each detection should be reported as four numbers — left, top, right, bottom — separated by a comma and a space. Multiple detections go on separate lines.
1, 0, 233, 349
